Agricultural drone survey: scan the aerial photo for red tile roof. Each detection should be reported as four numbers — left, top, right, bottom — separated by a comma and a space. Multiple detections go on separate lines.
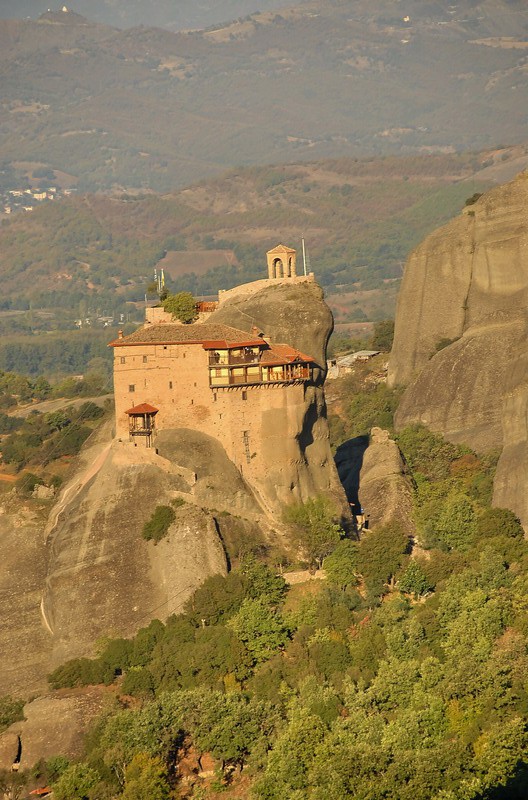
109, 323, 263, 348
125, 403, 159, 415
261, 344, 314, 365
201, 340, 263, 350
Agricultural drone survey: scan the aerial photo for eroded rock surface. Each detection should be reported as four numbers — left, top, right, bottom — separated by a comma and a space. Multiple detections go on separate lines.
335, 428, 414, 531
0, 688, 107, 770
210, 280, 349, 515
389, 170, 528, 525
44, 437, 227, 670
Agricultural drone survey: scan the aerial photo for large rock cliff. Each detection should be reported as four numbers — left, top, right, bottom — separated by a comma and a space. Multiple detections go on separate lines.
209, 280, 349, 515
0, 277, 347, 698
389, 170, 528, 524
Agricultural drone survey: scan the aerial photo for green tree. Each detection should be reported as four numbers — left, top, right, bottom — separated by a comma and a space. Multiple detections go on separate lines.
357, 522, 410, 599
284, 496, 343, 569
475, 507, 524, 541
434, 492, 477, 551
0, 696, 24, 732
398, 560, 432, 599
370, 319, 394, 351
227, 597, 289, 664
162, 292, 197, 323
121, 754, 170, 800
142, 506, 175, 543
53, 763, 99, 800
323, 539, 359, 589
255, 709, 326, 798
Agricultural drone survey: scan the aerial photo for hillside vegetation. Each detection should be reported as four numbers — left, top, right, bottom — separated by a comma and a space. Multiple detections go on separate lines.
0, 151, 499, 325
34, 424, 528, 800
1, 1, 527, 190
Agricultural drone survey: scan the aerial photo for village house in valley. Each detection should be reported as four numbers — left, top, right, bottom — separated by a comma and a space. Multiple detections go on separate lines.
109, 245, 317, 479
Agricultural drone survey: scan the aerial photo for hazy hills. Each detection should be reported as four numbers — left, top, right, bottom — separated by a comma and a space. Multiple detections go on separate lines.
2, 147, 523, 323
1, 0, 528, 191
0, 1, 291, 30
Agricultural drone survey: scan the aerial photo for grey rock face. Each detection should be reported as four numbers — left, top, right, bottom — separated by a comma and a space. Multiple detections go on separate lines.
388, 170, 528, 525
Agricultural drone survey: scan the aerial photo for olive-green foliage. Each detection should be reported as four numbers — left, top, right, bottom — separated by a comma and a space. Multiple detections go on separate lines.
1, 399, 106, 471
142, 505, 175, 543
121, 754, 170, 800
370, 319, 395, 352
357, 522, 411, 600
44, 427, 528, 800
15, 471, 43, 495
323, 539, 359, 590
52, 763, 99, 800
344, 383, 401, 440
48, 658, 116, 690
0, 695, 24, 733
398, 560, 432, 598
161, 292, 197, 324
476, 507, 524, 541
397, 425, 467, 481
284, 496, 344, 568
227, 598, 289, 664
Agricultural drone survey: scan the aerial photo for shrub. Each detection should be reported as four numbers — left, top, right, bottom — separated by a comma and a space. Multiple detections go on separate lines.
16, 472, 43, 495
0, 696, 24, 733
161, 292, 197, 324
142, 505, 176, 543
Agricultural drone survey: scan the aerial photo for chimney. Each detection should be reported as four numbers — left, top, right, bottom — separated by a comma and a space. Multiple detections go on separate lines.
118, 329, 123, 340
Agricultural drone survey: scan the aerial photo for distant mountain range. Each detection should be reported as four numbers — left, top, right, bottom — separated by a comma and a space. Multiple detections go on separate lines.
0, 1, 292, 30
1, 0, 528, 191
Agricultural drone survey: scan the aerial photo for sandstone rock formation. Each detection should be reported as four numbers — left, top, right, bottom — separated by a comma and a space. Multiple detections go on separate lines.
0, 493, 51, 697
43, 433, 227, 670
335, 428, 415, 532
389, 170, 528, 524
209, 280, 349, 516
0, 276, 347, 706
0, 688, 107, 771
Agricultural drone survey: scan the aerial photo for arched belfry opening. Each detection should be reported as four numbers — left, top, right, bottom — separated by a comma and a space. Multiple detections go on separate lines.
267, 245, 297, 279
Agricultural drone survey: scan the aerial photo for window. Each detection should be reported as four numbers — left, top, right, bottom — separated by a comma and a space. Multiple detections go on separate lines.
242, 391, 247, 401
120, 357, 125, 364
213, 393, 217, 402
169, 381, 173, 389
129, 384, 135, 393
143, 355, 148, 363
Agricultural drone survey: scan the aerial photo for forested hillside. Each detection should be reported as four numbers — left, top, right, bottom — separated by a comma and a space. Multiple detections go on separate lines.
0, 151, 501, 325
19, 421, 526, 800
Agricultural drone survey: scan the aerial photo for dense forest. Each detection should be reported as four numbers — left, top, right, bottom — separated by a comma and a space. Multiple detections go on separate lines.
4, 378, 525, 800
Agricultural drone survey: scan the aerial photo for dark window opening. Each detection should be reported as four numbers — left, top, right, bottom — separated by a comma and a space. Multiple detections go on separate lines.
129, 384, 135, 393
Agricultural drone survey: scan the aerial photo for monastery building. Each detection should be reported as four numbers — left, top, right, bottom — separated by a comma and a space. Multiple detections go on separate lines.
109, 245, 317, 479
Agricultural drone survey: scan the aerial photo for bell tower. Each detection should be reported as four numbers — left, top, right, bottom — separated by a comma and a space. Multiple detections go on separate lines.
266, 244, 297, 279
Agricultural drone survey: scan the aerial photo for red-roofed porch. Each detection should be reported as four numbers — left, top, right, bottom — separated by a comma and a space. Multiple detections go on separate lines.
125, 403, 158, 447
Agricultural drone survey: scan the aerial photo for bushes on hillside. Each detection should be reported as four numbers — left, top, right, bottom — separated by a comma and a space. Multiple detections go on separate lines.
142, 506, 176, 543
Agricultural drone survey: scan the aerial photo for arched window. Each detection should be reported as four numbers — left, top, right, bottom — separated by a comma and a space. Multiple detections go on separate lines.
273, 257, 283, 278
